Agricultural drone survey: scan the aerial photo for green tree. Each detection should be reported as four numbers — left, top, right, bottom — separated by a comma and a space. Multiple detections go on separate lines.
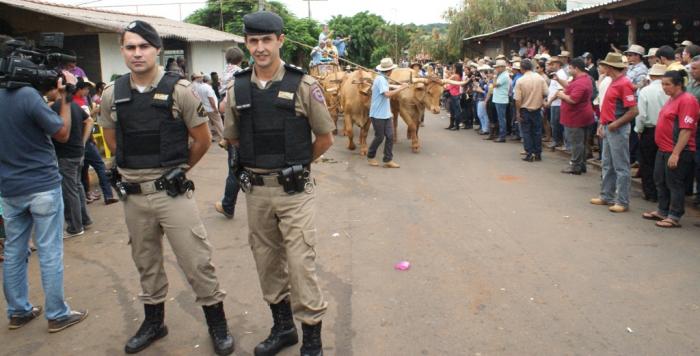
328, 12, 387, 67
186, 0, 320, 68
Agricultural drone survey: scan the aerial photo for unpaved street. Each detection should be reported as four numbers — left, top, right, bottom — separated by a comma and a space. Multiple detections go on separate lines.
3, 111, 700, 356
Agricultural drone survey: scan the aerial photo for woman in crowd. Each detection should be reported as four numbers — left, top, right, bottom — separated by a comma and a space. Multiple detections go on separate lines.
473, 65, 491, 135
643, 70, 699, 228
445, 63, 463, 130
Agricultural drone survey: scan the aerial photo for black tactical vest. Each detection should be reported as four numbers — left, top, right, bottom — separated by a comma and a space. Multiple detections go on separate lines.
234, 64, 313, 169
113, 72, 189, 169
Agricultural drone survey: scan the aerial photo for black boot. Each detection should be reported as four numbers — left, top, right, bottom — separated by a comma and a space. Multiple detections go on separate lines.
202, 302, 235, 356
125, 303, 168, 354
254, 299, 298, 356
300, 322, 323, 356
445, 117, 455, 130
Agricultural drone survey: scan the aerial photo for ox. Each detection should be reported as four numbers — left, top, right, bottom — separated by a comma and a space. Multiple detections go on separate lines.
339, 69, 375, 155
389, 68, 445, 153
319, 71, 346, 135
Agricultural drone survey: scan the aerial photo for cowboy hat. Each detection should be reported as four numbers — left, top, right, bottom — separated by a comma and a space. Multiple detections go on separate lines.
645, 48, 659, 58
376, 57, 398, 72
599, 52, 627, 69
548, 56, 562, 64
477, 64, 492, 71
494, 59, 507, 68
512, 62, 521, 70
676, 40, 693, 47
410, 62, 422, 69
495, 54, 506, 60
559, 51, 571, 58
510, 56, 522, 63
623, 44, 645, 56
648, 63, 668, 76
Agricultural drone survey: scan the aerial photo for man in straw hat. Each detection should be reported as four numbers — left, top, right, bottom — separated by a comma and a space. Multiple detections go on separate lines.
367, 58, 409, 168
645, 48, 659, 66
492, 59, 511, 142
590, 52, 639, 213
624, 44, 649, 91
635, 63, 669, 202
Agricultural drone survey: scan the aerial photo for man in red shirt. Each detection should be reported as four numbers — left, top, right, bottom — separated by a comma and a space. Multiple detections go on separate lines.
644, 71, 699, 227
557, 58, 594, 174
590, 53, 639, 212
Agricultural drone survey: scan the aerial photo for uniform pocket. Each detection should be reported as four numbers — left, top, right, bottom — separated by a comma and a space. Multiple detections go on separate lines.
191, 224, 208, 240
302, 229, 317, 247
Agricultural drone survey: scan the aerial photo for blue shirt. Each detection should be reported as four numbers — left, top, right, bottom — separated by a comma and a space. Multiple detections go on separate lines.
493, 71, 511, 104
510, 72, 523, 98
370, 75, 391, 119
311, 47, 322, 65
333, 39, 347, 57
0, 87, 63, 197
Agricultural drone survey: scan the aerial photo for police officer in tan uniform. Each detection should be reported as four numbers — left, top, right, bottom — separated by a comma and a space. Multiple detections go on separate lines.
223, 11, 334, 356
98, 21, 234, 355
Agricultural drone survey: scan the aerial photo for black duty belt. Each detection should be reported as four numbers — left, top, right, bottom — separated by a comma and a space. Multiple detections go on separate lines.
121, 177, 169, 195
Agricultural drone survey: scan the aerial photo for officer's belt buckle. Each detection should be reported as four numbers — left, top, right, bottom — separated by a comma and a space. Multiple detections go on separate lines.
261, 175, 281, 187
139, 181, 158, 195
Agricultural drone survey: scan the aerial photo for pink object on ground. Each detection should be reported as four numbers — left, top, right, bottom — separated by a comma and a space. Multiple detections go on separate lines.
394, 261, 411, 271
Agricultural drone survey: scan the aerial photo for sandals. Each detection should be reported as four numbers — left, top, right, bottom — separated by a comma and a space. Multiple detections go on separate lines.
642, 211, 666, 221
656, 218, 681, 228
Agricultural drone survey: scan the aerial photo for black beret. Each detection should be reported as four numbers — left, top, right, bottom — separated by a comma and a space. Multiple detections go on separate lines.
124, 20, 162, 49
243, 11, 284, 35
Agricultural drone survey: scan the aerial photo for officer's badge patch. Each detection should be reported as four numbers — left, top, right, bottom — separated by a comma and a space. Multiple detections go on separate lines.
311, 84, 325, 104
196, 103, 207, 117
278, 91, 294, 100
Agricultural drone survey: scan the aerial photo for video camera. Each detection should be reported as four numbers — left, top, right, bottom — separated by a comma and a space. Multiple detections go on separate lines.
0, 32, 76, 96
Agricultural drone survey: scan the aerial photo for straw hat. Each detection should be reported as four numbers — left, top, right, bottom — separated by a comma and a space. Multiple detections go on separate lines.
512, 62, 521, 70
540, 53, 551, 60
510, 56, 522, 63
645, 48, 658, 58
624, 44, 645, 56
376, 57, 398, 72
677, 40, 694, 47
559, 51, 571, 58
549, 56, 562, 64
599, 52, 627, 69
495, 54, 506, 60
648, 63, 668, 76
494, 59, 507, 68
410, 62, 422, 69
477, 64, 492, 71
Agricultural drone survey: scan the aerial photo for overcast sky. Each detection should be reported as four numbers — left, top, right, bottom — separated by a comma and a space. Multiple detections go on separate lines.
56, 0, 458, 25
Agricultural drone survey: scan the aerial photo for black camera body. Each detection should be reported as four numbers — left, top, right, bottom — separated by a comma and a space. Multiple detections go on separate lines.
0, 33, 76, 94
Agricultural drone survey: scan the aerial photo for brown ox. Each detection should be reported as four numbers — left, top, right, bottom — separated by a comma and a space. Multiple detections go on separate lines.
339, 69, 375, 155
319, 71, 346, 135
389, 68, 444, 153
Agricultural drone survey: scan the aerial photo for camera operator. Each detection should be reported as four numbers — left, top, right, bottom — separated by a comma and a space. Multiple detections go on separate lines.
0, 65, 89, 331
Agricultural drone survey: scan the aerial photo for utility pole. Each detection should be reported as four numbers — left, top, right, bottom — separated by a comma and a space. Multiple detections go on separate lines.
300, 0, 327, 20
258, 0, 265, 11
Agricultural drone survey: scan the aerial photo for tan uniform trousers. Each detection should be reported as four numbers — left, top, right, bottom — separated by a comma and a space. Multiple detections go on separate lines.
123, 190, 226, 306
245, 183, 327, 325
207, 111, 224, 141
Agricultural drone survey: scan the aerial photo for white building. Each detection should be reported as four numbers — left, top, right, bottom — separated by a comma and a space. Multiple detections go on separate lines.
0, 0, 244, 82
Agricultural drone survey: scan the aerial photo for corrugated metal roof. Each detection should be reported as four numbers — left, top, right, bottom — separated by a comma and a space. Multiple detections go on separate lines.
0, 0, 244, 43
463, 0, 645, 42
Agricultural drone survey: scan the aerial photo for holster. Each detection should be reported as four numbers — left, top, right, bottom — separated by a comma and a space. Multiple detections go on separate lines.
162, 167, 195, 197
278, 164, 310, 195
106, 167, 127, 201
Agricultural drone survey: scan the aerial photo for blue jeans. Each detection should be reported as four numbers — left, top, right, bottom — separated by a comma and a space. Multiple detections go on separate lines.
449, 95, 462, 124
520, 109, 543, 155
83, 141, 114, 201
221, 145, 240, 215
2, 187, 71, 320
601, 123, 631, 207
550, 106, 563, 145
494, 103, 508, 139
476, 100, 489, 133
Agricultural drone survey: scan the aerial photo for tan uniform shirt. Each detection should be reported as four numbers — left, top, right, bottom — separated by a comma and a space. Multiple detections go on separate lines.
223, 63, 334, 141
98, 68, 209, 182
514, 71, 549, 110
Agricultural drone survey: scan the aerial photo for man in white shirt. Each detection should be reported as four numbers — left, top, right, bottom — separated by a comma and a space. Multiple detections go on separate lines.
635, 63, 669, 202
192, 72, 224, 142
545, 56, 569, 149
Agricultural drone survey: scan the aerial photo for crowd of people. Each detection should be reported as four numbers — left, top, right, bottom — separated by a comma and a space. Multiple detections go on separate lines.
438, 39, 700, 228
310, 24, 351, 66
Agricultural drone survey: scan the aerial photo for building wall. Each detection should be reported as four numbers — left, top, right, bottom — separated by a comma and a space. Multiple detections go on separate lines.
98, 33, 129, 82
64, 34, 101, 81
189, 41, 236, 78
